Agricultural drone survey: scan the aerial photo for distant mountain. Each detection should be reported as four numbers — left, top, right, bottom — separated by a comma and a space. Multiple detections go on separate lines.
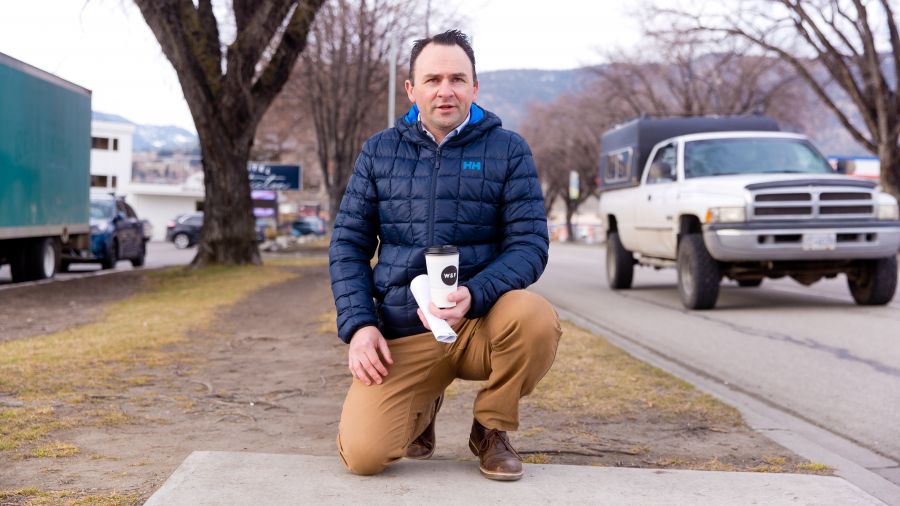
476, 68, 597, 132
477, 67, 874, 158
92, 111, 198, 153
93, 62, 878, 159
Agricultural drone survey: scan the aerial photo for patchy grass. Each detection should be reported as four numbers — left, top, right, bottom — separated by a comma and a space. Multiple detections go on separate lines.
521, 453, 551, 464
448, 321, 742, 426
0, 407, 69, 452
525, 322, 741, 425
686, 457, 737, 472
0, 262, 314, 454
262, 256, 329, 268
795, 461, 834, 474
317, 310, 338, 335
0, 487, 137, 506
30, 441, 80, 458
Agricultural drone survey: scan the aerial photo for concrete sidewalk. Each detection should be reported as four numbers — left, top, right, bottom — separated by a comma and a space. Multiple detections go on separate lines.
144, 451, 885, 505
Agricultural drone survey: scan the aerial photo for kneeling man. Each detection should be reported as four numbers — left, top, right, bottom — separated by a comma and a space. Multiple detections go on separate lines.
328, 29, 561, 481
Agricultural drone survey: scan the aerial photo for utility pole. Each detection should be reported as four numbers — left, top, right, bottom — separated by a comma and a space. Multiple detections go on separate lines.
387, 35, 397, 128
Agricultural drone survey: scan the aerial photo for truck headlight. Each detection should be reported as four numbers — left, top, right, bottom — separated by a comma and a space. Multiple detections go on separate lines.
877, 203, 899, 220
706, 207, 746, 223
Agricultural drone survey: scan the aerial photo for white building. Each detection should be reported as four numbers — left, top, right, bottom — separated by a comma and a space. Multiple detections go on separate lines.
90, 120, 135, 192
90, 119, 204, 241
127, 173, 205, 241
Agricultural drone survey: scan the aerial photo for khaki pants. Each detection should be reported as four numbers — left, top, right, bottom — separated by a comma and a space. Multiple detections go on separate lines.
337, 290, 562, 475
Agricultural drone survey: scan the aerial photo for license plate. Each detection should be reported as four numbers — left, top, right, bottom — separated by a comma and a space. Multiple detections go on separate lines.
802, 232, 837, 251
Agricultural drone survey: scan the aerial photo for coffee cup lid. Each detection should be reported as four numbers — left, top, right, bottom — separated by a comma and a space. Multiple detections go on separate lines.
425, 245, 458, 256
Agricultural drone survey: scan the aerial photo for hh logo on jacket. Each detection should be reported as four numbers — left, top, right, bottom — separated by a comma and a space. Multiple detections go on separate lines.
462, 160, 481, 171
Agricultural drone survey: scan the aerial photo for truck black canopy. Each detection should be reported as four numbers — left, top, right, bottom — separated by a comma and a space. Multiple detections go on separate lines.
598, 116, 780, 191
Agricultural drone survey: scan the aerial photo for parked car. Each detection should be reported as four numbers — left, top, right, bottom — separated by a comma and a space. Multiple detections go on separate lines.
166, 213, 203, 249
77, 194, 146, 270
291, 216, 327, 237
166, 212, 266, 248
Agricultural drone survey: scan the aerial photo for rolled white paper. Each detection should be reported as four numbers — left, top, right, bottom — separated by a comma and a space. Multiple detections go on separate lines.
410, 274, 457, 344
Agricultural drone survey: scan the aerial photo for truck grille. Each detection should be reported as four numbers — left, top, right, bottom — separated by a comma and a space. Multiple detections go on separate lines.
750, 189, 874, 220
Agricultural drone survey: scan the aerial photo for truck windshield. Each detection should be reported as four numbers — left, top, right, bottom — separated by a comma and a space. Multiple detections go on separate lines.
684, 138, 833, 178
90, 201, 115, 219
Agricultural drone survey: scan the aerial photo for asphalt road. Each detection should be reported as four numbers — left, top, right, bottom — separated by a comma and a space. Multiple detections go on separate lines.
0, 241, 196, 286
532, 242, 900, 488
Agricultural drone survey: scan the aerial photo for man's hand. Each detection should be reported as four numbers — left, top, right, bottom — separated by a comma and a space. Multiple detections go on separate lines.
417, 286, 472, 329
348, 326, 393, 386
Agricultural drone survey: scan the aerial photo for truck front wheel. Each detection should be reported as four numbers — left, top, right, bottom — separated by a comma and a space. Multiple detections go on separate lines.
677, 234, 722, 310
606, 231, 634, 289
848, 256, 897, 305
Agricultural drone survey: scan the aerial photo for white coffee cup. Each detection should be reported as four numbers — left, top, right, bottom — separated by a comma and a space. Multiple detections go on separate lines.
424, 245, 459, 309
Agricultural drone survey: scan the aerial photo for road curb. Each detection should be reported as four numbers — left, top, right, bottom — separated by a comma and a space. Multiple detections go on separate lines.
555, 306, 900, 506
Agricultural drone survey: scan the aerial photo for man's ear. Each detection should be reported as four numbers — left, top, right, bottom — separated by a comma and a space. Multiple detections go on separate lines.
405, 79, 415, 103
473, 79, 478, 101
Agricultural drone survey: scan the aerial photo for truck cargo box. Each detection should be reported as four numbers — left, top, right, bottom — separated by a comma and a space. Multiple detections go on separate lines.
0, 51, 92, 238
598, 115, 780, 192
0, 51, 92, 282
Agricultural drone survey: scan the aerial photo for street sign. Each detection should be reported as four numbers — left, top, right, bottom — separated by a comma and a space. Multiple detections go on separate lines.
248, 163, 301, 190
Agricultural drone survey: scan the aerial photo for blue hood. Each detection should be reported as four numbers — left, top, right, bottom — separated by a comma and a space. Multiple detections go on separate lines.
402, 102, 486, 126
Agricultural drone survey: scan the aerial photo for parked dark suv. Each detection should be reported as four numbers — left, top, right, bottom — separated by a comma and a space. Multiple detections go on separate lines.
76, 194, 146, 270
167, 212, 266, 248
166, 213, 203, 249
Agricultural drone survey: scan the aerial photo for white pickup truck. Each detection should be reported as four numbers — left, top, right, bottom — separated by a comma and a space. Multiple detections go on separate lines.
598, 116, 900, 309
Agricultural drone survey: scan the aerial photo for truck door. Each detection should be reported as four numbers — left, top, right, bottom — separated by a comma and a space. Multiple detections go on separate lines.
637, 142, 678, 258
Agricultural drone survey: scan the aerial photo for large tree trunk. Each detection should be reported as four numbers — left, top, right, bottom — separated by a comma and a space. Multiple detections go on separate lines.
195, 133, 260, 265
133, 0, 324, 267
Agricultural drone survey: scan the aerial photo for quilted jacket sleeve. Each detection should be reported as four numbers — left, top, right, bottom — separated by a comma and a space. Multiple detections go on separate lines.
329, 139, 381, 343
462, 135, 549, 318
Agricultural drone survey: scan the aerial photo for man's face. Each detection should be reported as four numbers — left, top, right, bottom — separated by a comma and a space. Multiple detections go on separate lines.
405, 43, 478, 140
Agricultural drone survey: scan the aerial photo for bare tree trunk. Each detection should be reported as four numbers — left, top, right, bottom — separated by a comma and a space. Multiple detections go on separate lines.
565, 202, 577, 243
542, 190, 558, 217
328, 185, 345, 230
196, 138, 260, 264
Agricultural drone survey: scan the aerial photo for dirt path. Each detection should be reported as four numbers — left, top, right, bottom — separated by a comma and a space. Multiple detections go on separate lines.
0, 271, 145, 344
1, 260, 817, 503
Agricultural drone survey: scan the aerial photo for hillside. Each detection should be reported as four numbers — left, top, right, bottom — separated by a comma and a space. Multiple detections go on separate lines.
92, 111, 198, 152
477, 68, 872, 157
475, 68, 597, 131
92, 64, 876, 159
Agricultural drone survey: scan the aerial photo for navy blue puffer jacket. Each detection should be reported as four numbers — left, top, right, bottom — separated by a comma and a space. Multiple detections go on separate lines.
329, 104, 549, 343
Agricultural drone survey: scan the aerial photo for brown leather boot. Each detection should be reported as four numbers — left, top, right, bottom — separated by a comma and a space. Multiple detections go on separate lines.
405, 394, 443, 460
468, 419, 523, 481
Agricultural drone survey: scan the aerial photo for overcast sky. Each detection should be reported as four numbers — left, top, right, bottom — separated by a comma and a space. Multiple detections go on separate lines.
0, 1, 641, 132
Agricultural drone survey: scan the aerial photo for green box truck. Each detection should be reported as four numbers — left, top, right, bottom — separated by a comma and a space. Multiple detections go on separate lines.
0, 51, 92, 282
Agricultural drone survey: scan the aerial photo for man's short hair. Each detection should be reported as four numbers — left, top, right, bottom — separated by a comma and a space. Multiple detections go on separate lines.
409, 29, 477, 83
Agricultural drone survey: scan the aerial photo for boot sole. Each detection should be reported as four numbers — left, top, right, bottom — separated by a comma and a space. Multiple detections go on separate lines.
468, 439, 523, 481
